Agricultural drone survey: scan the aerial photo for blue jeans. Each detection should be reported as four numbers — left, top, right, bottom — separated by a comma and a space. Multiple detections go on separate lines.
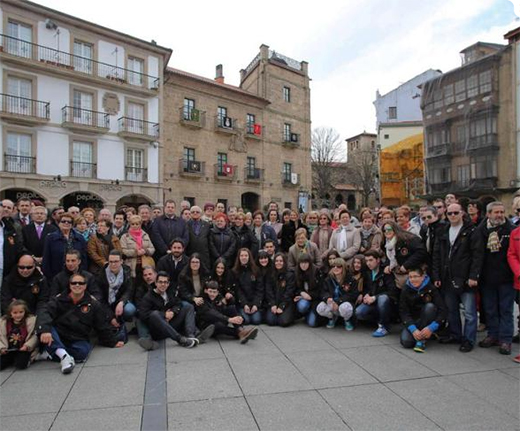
45, 327, 92, 362
239, 308, 263, 325
136, 318, 150, 339
296, 299, 319, 327
443, 288, 477, 344
355, 294, 393, 326
481, 283, 515, 343
123, 302, 137, 321
400, 303, 437, 349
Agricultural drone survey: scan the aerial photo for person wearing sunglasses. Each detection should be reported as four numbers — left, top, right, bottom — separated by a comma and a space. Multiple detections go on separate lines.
1, 254, 49, 315
432, 203, 484, 353
419, 206, 446, 259
36, 273, 124, 374
310, 211, 334, 261
42, 212, 87, 281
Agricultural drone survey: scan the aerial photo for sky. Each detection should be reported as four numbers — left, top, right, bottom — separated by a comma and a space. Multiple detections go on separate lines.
35, 0, 518, 143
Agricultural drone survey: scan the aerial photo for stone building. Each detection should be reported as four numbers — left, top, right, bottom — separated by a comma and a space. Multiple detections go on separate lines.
0, 0, 171, 211
421, 42, 516, 205
162, 45, 311, 212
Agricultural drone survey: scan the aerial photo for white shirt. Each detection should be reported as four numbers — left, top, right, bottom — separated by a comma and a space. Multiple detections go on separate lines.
449, 224, 463, 246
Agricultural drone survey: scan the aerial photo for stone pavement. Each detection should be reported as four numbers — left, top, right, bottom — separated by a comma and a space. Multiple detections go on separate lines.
1, 323, 519, 431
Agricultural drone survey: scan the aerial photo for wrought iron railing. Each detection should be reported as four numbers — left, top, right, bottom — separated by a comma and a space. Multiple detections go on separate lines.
125, 166, 147, 182
0, 34, 159, 90
0, 93, 49, 119
282, 172, 300, 185
118, 117, 159, 138
70, 161, 97, 178
243, 167, 264, 181
62, 106, 109, 129
4, 154, 36, 173
179, 159, 205, 175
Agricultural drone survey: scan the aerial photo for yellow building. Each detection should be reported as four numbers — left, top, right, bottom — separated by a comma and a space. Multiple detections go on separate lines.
380, 133, 425, 207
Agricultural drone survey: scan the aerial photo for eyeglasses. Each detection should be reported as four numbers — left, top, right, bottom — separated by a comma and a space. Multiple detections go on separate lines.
156, 280, 169, 285
18, 265, 35, 270
191, 210, 201, 214
70, 281, 86, 286
434, 205, 444, 209
447, 211, 460, 216
421, 215, 433, 221
383, 227, 394, 232
60, 220, 72, 224
333, 265, 343, 269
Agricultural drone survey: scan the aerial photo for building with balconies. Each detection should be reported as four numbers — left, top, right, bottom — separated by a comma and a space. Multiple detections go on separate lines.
162, 45, 311, 212
0, 0, 171, 211
421, 41, 516, 204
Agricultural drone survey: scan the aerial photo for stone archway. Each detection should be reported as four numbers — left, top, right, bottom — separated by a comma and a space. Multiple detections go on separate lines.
116, 194, 152, 211
347, 194, 356, 211
0, 187, 46, 204
241, 192, 260, 213
60, 191, 105, 211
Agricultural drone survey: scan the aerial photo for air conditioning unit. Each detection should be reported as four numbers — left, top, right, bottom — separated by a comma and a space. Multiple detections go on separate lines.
290, 133, 298, 142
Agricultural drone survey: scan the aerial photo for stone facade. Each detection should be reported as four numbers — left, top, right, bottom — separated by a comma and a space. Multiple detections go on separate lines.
162, 45, 311, 212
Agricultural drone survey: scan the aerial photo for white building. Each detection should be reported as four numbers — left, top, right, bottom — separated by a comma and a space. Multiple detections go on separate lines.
373, 69, 442, 130
0, 0, 171, 211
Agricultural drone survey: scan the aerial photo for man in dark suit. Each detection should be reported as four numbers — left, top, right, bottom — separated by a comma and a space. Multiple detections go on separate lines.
22, 205, 57, 265
13, 197, 32, 227
185, 205, 211, 269
151, 200, 189, 258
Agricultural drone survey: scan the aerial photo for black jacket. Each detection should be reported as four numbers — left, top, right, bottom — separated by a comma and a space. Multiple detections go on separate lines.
138, 288, 182, 323
186, 219, 211, 269
266, 270, 296, 309
151, 215, 189, 257
50, 269, 101, 300
42, 230, 88, 281
294, 271, 322, 302
208, 271, 235, 300
385, 235, 429, 271
420, 219, 447, 256
321, 274, 360, 306
474, 219, 514, 285
134, 280, 155, 311
432, 222, 484, 290
196, 292, 238, 329
178, 269, 210, 303
96, 264, 135, 313
209, 226, 237, 266
2, 218, 24, 277
231, 267, 264, 308
231, 225, 259, 257
156, 254, 189, 293
36, 292, 117, 346
399, 278, 447, 329
1, 269, 49, 315
22, 222, 58, 258
280, 221, 296, 253
362, 266, 400, 304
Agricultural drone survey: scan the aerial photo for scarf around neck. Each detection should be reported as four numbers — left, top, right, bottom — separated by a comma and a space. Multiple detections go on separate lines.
385, 236, 398, 269
129, 228, 143, 249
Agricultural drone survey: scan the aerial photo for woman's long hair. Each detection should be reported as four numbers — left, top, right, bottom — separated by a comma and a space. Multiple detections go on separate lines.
180, 253, 209, 280
295, 253, 317, 291
329, 257, 348, 285
256, 250, 274, 277
232, 248, 258, 276
381, 220, 416, 244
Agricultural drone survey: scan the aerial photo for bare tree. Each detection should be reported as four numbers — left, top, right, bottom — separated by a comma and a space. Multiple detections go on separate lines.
311, 127, 344, 206
346, 149, 378, 207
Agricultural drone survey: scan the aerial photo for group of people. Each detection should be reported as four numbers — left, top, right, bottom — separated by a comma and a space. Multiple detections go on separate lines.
0, 193, 519, 374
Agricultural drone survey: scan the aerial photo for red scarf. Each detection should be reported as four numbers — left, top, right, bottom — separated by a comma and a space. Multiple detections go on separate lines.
129, 228, 143, 249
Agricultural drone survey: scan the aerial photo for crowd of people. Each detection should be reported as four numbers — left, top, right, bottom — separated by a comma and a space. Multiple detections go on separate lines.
0, 194, 519, 374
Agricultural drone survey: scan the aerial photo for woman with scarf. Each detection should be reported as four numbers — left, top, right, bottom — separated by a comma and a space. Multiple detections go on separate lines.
310, 211, 334, 260
293, 253, 323, 327
80, 207, 98, 237
266, 209, 283, 240
87, 220, 122, 275
73, 216, 91, 242
265, 253, 295, 327
359, 212, 382, 254
381, 220, 428, 289
120, 215, 155, 278
288, 228, 322, 270
305, 211, 320, 237
328, 209, 361, 266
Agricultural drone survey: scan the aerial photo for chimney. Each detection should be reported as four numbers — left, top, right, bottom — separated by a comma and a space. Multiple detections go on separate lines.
215, 64, 224, 84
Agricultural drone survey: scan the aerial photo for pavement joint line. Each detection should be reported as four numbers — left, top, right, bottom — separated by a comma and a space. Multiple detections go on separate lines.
141, 340, 167, 431
217, 338, 261, 431
261, 326, 354, 431
0, 369, 15, 387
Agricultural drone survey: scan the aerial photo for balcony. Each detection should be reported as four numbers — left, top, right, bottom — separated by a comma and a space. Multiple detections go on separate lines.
468, 134, 499, 151
245, 123, 263, 140
179, 107, 205, 129
62, 106, 109, 133
0, 34, 159, 95
4, 154, 36, 174
428, 181, 452, 194
179, 159, 205, 178
125, 166, 147, 182
214, 115, 237, 134
243, 167, 264, 183
282, 173, 300, 187
213, 163, 237, 181
118, 117, 159, 141
426, 143, 451, 159
70, 161, 97, 179
282, 133, 300, 148
0, 93, 49, 125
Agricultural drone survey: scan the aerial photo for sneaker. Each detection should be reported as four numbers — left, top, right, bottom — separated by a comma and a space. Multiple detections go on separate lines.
35, 350, 52, 362
513, 354, 520, 363
499, 343, 512, 355
372, 325, 388, 337
326, 317, 337, 329
459, 340, 474, 353
413, 341, 426, 353
344, 320, 354, 331
238, 327, 259, 345
179, 337, 197, 349
60, 354, 75, 374
478, 336, 499, 348
138, 337, 159, 351
196, 325, 215, 344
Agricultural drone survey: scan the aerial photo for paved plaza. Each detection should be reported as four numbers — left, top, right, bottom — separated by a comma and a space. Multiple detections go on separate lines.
0, 323, 519, 431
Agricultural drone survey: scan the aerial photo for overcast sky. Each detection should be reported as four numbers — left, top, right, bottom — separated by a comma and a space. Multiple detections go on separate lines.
36, 0, 518, 142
